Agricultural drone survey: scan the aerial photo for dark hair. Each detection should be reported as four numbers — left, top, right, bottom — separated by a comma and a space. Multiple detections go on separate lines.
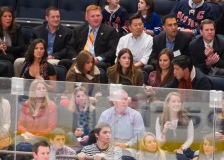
74, 127, 84, 131
0, 6, 16, 38
32, 140, 50, 154
75, 50, 95, 75
155, 48, 174, 86
162, 13, 177, 25
45, 6, 59, 16
172, 55, 193, 71
129, 14, 143, 25
94, 122, 111, 135
200, 19, 215, 30
107, 48, 138, 85
25, 38, 48, 64
50, 128, 66, 140
137, 0, 154, 21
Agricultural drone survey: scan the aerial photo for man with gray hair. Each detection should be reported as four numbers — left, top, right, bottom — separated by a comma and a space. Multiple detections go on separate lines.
98, 89, 145, 148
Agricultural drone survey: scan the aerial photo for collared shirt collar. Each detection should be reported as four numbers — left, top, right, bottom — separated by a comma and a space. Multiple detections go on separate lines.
46, 24, 60, 34
165, 34, 175, 43
203, 39, 214, 48
190, 66, 196, 81
131, 31, 144, 39
112, 106, 129, 116
189, 0, 204, 9
88, 25, 100, 34
165, 34, 175, 50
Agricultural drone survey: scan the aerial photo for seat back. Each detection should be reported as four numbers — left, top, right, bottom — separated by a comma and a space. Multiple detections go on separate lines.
0, 0, 16, 10
16, 0, 57, 19
154, 0, 178, 19
53, 65, 67, 81
99, 68, 108, 84
21, 26, 33, 49
120, 0, 138, 17
207, 75, 224, 91
142, 70, 149, 85
207, 2, 222, 22
57, 105, 73, 133
58, 0, 99, 22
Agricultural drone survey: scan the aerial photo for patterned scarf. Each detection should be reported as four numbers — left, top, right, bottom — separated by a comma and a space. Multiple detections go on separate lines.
21, 61, 49, 80
178, 74, 192, 89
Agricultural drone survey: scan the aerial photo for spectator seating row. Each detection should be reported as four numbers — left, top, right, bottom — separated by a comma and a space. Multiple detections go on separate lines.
11, 24, 224, 91
53, 62, 224, 91
6, 0, 224, 28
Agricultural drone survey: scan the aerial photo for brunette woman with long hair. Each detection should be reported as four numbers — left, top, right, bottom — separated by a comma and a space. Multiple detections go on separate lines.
107, 48, 143, 86
0, 6, 24, 62
137, 0, 162, 35
148, 48, 174, 87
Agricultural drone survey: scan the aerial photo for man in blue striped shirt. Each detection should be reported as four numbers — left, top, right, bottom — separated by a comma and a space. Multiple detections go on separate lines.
77, 122, 122, 160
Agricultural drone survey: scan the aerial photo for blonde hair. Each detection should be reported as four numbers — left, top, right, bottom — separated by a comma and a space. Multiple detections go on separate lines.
86, 5, 101, 14
139, 132, 166, 160
160, 92, 189, 130
28, 80, 49, 114
68, 86, 95, 112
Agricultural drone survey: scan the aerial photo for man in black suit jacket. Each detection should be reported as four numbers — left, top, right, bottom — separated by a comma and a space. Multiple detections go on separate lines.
13, 6, 72, 76
148, 14, 192, 69
190, 19, 224, 76
59, 5, 119, 71
32, 23, 72, 61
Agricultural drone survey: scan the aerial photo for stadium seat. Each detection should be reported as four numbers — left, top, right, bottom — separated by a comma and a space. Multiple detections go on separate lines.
0, 0, 16, 10
58, 0, 99, 27
57, 105, 73, 133
21, 26, 33, 49
15, 0, 57, 27
154, 0, 178, 19
142, 70, 149, 85
120, 0, 138, 17
207, 75, 224, 91
99, 68, 108, 84
53, 65, 67, 81
207, 2, 222, 22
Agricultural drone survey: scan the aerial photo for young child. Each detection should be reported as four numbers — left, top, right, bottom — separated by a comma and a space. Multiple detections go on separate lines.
102, 0, 129, 37
74, 127, 87, 145
49, 128, 76, 159
137, 0, 162, 35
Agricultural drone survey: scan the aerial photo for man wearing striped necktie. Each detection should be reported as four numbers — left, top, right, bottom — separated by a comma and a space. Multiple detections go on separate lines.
84, 29, 95, 52
61, 5, 119, 72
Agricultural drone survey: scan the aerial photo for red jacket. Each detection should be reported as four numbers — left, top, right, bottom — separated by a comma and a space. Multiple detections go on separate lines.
17, 100, 57, 136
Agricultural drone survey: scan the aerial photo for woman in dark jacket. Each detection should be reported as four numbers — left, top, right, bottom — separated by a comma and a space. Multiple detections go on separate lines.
0, 6, 25, 62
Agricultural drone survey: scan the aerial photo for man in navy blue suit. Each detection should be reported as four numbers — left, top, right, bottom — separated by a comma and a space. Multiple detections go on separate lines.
14, 6, 72, 77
